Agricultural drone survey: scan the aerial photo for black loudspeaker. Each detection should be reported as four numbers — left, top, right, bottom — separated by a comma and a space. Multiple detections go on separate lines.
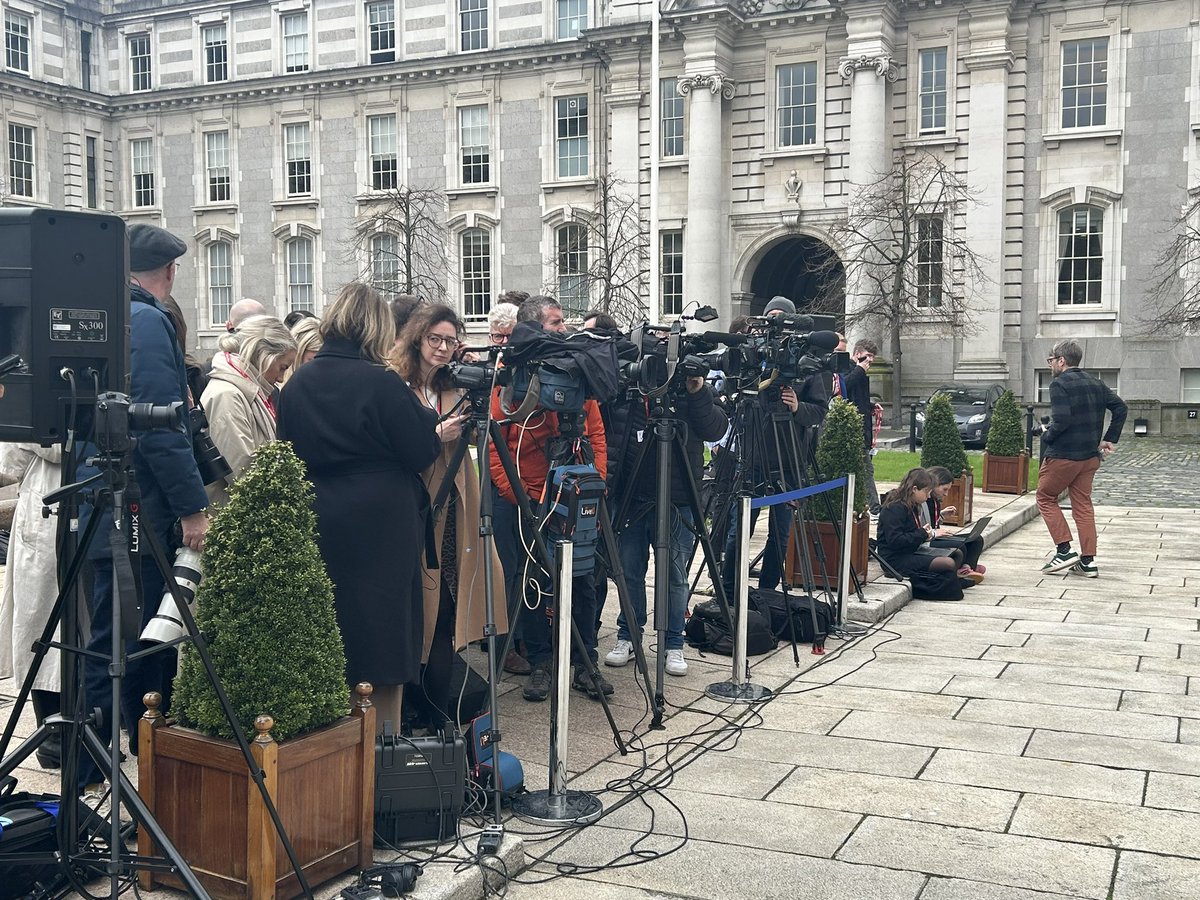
0, 208, 128, 445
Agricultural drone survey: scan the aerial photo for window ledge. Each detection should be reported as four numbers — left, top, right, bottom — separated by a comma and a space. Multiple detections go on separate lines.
1043, 128, 1122, 148
1039, 308, 1118, 322
0, 197, 50, 209
761, 146, 828, 166
1192, 122, 1200, 136
193, 203, 238, 214
272, 196, 319, 210
446, 185, 498, 199
120, 207, 163, 218
901, 134, 960, 153
541, 178, 596, 193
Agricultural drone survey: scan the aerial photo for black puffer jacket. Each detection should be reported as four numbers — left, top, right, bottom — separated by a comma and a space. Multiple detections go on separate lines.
607, 384, 728, 511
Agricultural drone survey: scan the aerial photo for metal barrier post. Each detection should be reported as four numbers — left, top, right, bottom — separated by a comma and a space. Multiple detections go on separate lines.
706, 496, 772, 704
909, 403, 919, 452
838, 473, 855, 627
511, 541, 603, 825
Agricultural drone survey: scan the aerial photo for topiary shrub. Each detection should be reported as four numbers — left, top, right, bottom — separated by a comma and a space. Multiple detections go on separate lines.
985, 390, 1025, 458
920, 391, 970, 477
173, 441, 348, 742
815, 398, 867, 521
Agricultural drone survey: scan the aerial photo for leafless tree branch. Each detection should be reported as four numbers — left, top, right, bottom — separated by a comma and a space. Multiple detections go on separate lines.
343, 183, 450, 304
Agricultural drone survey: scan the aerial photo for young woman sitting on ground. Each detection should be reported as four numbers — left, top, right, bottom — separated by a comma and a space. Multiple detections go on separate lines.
877, 468, 965, 581
924, 465, 986, 585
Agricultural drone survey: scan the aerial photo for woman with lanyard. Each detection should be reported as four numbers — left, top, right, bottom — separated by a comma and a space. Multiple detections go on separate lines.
395, 304, 506, 730
876, 467, 964, 581
201, 314, 296, 506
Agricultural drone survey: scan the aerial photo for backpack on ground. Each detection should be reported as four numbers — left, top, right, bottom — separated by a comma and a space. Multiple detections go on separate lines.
909, 568, 964, 602
684, 599, 777, 656
748, 589, 833, 644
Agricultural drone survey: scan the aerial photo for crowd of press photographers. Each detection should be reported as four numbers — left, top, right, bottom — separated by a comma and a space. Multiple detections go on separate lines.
1, 222, 997, 794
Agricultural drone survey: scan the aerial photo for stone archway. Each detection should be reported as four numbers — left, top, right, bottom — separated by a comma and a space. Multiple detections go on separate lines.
746, 234, 845, 320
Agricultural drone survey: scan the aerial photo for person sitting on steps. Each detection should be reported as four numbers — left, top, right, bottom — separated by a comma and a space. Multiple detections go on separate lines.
876, 468, 965, 585
924, 466, 985, 585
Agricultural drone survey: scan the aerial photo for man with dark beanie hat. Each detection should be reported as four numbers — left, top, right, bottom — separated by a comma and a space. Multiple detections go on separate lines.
763, 295, 797, 317
76, 222, 209, 794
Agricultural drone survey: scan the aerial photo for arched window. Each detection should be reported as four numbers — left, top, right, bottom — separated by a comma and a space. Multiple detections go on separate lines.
286, 236, 315, 311
556, 223, 588, 315
371, 232, 400, 297
207, 240, 234, 324
1057, 205, 1103, 305
460, 228, 491, 319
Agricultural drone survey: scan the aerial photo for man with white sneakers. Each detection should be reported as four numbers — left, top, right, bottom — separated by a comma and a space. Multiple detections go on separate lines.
604, 371, 728, 677
1036, 339, 1127, 578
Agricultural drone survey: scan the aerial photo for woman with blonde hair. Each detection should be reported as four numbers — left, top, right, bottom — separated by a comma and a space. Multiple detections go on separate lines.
290, 315, 323, 370
201, 314, 296, 506
278, 282, 440, 732
395, 303, 506, 727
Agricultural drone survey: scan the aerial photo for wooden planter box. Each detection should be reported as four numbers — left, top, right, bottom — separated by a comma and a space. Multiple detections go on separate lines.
138, 684, 376, 900
982, 451, 1030, 495
784, 516, 870, 591
940, 470, 974, 526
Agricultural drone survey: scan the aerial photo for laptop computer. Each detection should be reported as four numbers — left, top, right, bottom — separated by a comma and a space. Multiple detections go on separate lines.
955, 515, 991, 541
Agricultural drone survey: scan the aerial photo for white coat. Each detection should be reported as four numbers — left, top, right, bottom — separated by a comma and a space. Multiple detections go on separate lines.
200, 351, 278, 507
0, 442, 62, 691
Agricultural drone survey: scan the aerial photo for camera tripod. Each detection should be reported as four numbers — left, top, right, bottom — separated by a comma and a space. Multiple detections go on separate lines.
0, 403, 311, 899
702, 383, 856, 661
608, 383, 734, 716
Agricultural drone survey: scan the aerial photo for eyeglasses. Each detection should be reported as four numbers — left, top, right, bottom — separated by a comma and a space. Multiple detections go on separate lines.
425, 333, 463, 351
1046, 355, 1061, 363
490, 332, 511, 343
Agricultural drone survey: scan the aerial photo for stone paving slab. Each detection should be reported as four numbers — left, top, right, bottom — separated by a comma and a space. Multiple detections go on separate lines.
918, 879, 1088, 900
957, 697, 1179, 741
983, 646, 1144, 672
1025, 730, 1200, 777
1144, 771, 1200, 813
1112, 851, 1200, 900
941, 674, 1121, 711
836, 818, 1116, 899
919, 748, 1146, 805
767, 765, 1020, 831
831, 709, 1032, 754
1011, 794, 1200, 857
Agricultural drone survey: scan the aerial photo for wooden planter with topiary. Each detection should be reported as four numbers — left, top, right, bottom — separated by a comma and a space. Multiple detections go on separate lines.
785, 399, 870, 589
982, 390, 1029, 494
137, 442, 375, 900
920, 392, 973, 525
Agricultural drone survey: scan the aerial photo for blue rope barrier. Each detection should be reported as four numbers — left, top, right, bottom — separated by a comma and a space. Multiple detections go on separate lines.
748, 477, 848, 510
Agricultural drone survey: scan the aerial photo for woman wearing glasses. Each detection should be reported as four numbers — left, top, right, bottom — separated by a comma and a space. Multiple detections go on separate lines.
278, 282, 440, 734
395, 305, 506, 729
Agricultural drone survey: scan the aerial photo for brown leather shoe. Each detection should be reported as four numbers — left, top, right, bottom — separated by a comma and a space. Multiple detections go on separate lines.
503, 650, 532, 675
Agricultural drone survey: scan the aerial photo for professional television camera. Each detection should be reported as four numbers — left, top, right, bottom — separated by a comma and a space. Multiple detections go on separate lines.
619, 305, 757, 400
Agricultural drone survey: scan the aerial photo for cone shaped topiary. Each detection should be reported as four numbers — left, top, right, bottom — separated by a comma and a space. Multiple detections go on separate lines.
173, 441, 348, 742
920, 391, 971, 477
985, 390, 1025, 458
815, 399, 868, 521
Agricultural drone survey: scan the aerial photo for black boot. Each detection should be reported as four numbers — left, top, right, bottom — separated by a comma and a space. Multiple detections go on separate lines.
31, 690, 62, 769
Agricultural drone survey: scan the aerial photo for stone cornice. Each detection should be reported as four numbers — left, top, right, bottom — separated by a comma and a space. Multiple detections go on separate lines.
962, 48, 1015, 72
3, 45, 601, 116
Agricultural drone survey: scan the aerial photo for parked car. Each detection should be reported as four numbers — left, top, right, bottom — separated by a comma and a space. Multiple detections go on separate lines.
913, 383, 1007, 447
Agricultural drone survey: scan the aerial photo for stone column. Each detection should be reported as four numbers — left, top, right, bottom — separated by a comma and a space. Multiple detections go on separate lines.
956, 8, 1014, 381
839, 54, 898, 346
679, 72, 734, 314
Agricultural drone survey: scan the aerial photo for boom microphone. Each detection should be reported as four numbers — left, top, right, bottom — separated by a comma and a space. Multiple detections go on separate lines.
697, 331, 751, 346
808, 331, 842, 352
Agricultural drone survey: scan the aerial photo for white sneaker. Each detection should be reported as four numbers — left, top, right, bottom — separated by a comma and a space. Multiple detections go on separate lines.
605, 639, 634, 667
665, 649, 688, 677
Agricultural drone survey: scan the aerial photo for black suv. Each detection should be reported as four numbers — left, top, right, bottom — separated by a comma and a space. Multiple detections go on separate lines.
914, 383, 1006, 447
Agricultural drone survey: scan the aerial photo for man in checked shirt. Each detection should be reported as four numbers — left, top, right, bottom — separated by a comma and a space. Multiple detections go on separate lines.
1036, 339, 1128, 579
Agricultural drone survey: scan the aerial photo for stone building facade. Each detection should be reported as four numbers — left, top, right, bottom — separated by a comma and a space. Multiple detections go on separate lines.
2, 0, 1199, 408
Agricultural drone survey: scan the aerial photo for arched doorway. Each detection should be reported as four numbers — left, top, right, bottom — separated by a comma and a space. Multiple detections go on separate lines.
747, 235, 845, 320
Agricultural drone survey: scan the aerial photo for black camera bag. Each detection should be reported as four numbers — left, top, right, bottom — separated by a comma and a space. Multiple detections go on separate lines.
684, 600, 776, 656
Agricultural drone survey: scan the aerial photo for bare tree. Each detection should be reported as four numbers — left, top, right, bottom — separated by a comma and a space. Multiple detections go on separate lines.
346, 184, 449, 303
1147, 190, 1200, 333
816, 151, 987, 423
544, 173, 648, 325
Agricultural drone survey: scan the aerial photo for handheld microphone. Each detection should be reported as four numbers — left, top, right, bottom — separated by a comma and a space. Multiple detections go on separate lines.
808, 331, 843, 352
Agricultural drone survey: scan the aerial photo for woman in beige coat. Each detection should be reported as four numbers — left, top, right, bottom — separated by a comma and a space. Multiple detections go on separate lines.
200, 315, 296, 506
395, 304, 506, 728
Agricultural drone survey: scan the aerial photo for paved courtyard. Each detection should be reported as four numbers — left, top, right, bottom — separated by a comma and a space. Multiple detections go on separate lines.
498, 502, 1200, 900
1085, 435, 1200, 507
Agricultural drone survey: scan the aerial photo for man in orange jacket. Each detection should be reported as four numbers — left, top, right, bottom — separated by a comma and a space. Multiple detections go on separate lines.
489, 297, 611, 702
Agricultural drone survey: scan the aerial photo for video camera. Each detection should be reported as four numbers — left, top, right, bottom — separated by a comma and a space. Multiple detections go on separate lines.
619, 305, 747, 399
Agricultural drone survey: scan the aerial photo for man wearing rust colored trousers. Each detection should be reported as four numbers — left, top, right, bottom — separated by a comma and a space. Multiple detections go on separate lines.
1036, 339, 1127, 579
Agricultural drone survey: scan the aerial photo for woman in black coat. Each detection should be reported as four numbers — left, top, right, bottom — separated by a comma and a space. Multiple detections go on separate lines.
877, 468, 962, 578
277, 282, 439, 732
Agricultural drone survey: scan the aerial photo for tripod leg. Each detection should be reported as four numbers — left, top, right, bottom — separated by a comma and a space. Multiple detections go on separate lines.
597, 498, 662, 728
